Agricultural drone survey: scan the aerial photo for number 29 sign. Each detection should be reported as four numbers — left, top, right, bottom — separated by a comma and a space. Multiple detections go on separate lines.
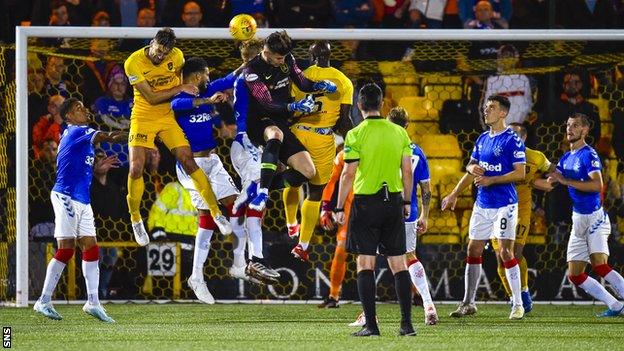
147, 243, 177, 277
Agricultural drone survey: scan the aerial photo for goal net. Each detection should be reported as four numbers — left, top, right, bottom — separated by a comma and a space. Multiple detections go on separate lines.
1, 27, 623, 306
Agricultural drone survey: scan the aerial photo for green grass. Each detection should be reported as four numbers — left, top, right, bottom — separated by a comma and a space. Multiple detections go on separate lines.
2, 303, 624, 350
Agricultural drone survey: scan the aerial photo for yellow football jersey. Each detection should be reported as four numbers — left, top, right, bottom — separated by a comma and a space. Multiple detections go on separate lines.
292, 65, 354, 128
516, 147, 551, 211
124, 47, 184, 120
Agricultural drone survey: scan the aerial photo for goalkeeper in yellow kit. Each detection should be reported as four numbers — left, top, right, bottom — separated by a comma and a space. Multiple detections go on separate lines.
491, 122, 554, 312
124, 28, 231, 246
284, 41, 354, 261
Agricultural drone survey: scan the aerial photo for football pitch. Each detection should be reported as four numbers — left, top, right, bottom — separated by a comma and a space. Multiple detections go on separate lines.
2, 303, 623, 350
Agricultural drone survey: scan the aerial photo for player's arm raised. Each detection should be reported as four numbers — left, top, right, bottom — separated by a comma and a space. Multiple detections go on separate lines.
134, 80, 199, 105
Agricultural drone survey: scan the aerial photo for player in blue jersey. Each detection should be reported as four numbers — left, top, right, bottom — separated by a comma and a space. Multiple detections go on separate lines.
442, 95, 526, 320
547, 113, 624, 317
34, 97, 126, 322
171, 57, 276, 303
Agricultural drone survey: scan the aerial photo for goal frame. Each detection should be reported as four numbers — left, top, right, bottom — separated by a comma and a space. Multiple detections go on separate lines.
13, 26, 624, 307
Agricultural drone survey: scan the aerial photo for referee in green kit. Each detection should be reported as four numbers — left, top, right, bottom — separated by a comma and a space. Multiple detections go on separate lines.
333, 83, 415, 337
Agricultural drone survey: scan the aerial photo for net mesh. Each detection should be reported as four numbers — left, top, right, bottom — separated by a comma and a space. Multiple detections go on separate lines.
1, 35, 623, 302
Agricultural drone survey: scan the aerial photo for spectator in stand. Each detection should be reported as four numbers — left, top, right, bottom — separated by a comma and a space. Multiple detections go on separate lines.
43, 56, 71, 98
543, 69, 601, 146
28, 69, 48, 129
464, 0, 508, 28
556, 0, 619, 29
181, 1, 204, 27
330, 0, 374, 28
93, 66, 132, 172
29, 139, 58, 233
90, 151, 127, 299
92, 10, 111, 26
271, 0, 332, 28
118, 7, 156, 51
96, 0, 139, 27
80, 39, 119, 107
32, 95, 66, 159
482, 44, 532, 125
459, 0, 511, 28
231, 0, 268, 27
408, 0, 447, 28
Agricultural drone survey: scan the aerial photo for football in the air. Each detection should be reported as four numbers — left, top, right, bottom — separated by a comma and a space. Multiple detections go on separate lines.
229, 14, 257, 41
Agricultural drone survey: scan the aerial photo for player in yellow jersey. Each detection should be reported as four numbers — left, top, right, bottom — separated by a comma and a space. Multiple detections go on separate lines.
491, 122, 554, 313
284, 41, 354, 261
123, 28, 231, 247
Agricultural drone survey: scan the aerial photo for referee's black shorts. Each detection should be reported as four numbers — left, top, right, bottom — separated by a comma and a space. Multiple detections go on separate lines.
247, 116, 307, 164
347, 191, 406, 256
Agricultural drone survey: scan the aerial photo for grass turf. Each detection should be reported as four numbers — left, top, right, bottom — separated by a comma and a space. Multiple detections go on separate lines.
2, 303, 623, 350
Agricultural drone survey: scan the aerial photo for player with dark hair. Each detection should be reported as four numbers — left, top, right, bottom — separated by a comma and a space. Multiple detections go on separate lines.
34, 98, 126, 322
491, 122, 555, 313
284, 40, 354, 261
124, 28, 231, 248
442, 94, 527, 320
547, 113, 624, 317
239, 31, 338, 214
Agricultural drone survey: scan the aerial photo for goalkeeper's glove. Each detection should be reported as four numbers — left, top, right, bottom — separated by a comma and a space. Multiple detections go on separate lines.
287, 95, 315, 113
313, 80, 337, 93
319, 201, 335, 231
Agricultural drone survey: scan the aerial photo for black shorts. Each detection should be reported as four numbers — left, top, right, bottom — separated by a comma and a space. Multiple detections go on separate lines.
347, 191, 406, 256
247, 116, 307, 164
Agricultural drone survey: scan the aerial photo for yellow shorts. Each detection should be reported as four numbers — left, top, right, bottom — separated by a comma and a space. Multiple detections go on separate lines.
491, 207, 531, 249
129, 114, 189, 150
291, 124, 335, 185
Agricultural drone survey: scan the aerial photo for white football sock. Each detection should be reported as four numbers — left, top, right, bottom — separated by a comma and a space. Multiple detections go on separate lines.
40, 258, 66, 303
231, 216, 247, 267
408, 260, 433, 305
505, 263, 522, 306
246, 216, 264, 259
192, 228, 213, 280
82, 259, 100, 305
580, 276, 623, 311
463, 264, 481, 304
604, 270, 624, 299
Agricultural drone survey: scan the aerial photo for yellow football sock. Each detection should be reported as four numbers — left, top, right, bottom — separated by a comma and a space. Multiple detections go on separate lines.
283, 186, 301, 226
497, 264, 512, 297
519, 255, 529, 291
299, 199, 321, 249
127, 175, 145, 223
189, 168, 221, 217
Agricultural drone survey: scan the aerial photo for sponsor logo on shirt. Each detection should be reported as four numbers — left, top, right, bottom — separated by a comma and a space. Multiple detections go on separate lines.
479, 161, 502, 172
274, 77, 289, 90
246, 73, 258, 82
514, 151, 525, 159
128, 75, 138, 83
188, 113, 214, 123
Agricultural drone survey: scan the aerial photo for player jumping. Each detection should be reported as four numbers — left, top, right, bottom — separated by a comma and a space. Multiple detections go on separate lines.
34, 98, 125, 322
283, 41, 354, 261
547, 113, 624, 317
124, 28, 230, 247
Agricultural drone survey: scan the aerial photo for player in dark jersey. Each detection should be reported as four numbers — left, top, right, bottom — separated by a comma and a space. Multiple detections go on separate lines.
241, 31, 337, 212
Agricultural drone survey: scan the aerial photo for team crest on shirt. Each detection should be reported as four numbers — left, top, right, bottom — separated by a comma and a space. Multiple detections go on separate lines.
591, 160, 600, 168
280, 64, 289, 73
493, 146, 503, 157
573, 159, 581, 172
167, 61, 174, 70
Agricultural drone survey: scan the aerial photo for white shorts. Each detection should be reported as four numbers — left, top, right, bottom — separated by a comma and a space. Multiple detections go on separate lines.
468, 203, 518, 241
405, 221, 417, 252
176, 154, 239, 210
567, 208, 611, 262
230, 132, 261, 185
51, 191, 96, 239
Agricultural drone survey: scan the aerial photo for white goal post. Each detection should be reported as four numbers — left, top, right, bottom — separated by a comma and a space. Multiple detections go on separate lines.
13, 26, 624, 307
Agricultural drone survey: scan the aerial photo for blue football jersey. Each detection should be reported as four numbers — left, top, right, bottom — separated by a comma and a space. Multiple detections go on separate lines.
556, 144, 602, 214
93, 96, 132, 166
233, 73, 250, 134
407, 143, 430, 222
470, 128, 526, 208
52, 125, 97, 204
171, 73, 236, 153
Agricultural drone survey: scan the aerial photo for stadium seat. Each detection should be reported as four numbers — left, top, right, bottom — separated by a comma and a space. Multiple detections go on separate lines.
421, 75, 463, 86
378, 61, 418, 85
420, 134, 462, 158
436, 172, 473, 209
399, 96, 438, 120
588, 98, 610, 122
460, 210, 471, 240
386, 86, 418, 105
407, 121, 440, 142
424, 85, 463, 111
422, 210, 461, 244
